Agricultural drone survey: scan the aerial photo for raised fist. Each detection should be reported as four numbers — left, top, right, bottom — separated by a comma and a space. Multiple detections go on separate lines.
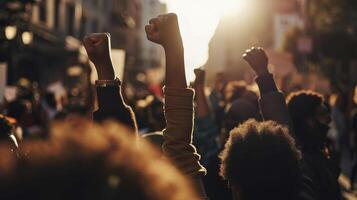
194, 68, 206, 87
243, 47, 269, 76
145, 13, 182, 48
83, 33, 112, 67
83, 33, 114, 80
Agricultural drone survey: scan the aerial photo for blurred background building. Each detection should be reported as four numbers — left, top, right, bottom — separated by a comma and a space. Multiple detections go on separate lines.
0, 0, 166, 85
204, 0, 357, 93
1, 0, 356, 99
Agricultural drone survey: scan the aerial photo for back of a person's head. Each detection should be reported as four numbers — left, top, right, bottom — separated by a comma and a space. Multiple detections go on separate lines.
94, 104, 138, 134
147, 97, 166, 131
224, 98, 261, 133
0, 119, 198, 200
224, 81, 248, 103
286, 90, 324, 134
220, 119, 301, 200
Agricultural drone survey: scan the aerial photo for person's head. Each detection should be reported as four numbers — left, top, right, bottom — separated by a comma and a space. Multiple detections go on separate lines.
220, 119, 301, 200
94, 104, 138, 134
147, 97, 165, 131
286, 90, 331, 149
0, 119, 199, 200
223, 99, 261, 145
224, 81, 247, 103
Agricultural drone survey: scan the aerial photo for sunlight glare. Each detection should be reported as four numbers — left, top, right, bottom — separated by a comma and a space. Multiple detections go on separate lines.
158, 0, 249, 82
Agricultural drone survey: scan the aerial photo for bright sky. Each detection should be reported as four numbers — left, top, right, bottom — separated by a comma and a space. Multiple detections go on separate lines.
158, 0, 249, 81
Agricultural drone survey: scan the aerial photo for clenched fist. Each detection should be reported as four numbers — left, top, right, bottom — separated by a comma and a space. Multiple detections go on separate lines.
83, 33, 114, 80
243, 47, 269, 76
145, 13, 182, 48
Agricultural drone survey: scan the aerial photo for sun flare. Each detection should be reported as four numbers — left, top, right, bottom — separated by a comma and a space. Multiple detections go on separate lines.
159, 0, 249, 81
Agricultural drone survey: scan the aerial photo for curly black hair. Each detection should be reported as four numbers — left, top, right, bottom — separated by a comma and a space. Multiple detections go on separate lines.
0, 120, 199, 200
220, 119, 301, 200
286, 90, 325, 140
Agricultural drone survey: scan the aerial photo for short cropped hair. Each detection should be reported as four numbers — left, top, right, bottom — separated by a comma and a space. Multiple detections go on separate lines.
0, 119, 198, 200
220, 119, 301, 200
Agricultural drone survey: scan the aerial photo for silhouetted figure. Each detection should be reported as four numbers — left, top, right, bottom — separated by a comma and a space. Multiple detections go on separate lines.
287, 91, 342, 200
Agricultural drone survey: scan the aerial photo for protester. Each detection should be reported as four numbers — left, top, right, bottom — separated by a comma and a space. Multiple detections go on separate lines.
220, 119, 301, 200
145, 13, 208, 198
219, 47, 316, 200
0, 9, 353, 200
0, 119, 200, 200
192, 68, 220, 165
287, 90, 342, 200
83, 33, 138, 133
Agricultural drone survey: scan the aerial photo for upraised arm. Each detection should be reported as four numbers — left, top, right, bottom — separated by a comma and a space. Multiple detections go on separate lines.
193, 68, 211, 118
146, 13, 207, 198
243, 47, 295, 136
83, 33, 137, 133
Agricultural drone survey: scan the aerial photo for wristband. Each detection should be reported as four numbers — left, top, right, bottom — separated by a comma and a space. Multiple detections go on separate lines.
95, 78, 121, 87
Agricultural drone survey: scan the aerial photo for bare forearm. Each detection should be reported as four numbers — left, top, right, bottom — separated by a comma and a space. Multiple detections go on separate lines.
164, 44, 187, 88
96, 62, 115, 80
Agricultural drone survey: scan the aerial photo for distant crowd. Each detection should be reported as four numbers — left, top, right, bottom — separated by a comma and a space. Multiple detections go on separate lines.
0, 13, 357, 200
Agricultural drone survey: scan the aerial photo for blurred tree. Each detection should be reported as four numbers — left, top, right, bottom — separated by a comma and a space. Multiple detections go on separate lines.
283, 0, 357, 87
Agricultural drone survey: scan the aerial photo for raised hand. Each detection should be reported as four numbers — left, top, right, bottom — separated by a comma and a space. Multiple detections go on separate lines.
193, 68, 206, 88
146, 13, 186, 88
83, 33, 114, 80
243, 47, 269, 76
145, 13, 183, 49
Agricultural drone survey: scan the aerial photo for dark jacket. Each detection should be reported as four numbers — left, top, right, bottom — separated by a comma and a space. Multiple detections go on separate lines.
257, 74, 341, 200
93, 85, 137, 133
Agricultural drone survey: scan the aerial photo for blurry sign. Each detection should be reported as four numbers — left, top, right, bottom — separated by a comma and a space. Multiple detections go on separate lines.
0, 63, 7, 103
4, 86, 17, 102
112, 49, 126, 80
297, 36, 313, 54
47, 82, 66, 98
274, 14, 304, 50
266, 49, 296, 76
89, 49, 126, 84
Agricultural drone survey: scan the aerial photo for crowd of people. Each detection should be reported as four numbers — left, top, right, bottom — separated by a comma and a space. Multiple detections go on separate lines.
0, 13, 357, 200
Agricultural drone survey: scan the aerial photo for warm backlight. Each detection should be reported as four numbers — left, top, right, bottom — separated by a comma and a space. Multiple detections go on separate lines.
159, 0, 250, 81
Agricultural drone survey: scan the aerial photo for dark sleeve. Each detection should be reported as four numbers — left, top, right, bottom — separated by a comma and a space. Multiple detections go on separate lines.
353, 112, 357, 132
256, 73, 296, 137
294, 162, 318, 200
294, 176, 318, 200
93, 85, 137, 133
